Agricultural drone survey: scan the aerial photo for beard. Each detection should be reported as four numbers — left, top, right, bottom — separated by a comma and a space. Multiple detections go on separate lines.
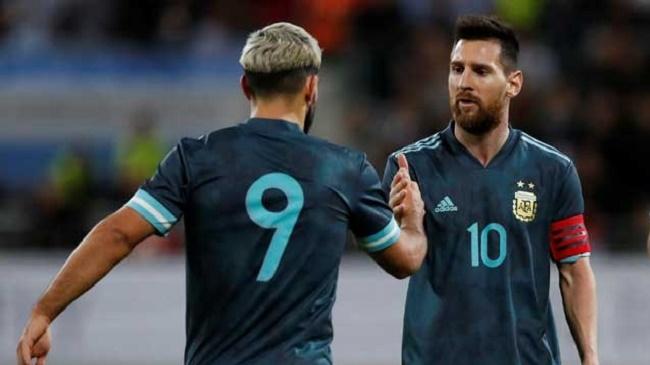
303, 103, 316, 134
451, 96, 502, 136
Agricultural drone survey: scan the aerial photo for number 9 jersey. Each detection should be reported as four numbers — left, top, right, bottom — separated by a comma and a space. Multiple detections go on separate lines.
125, 118, 400, 365
382, 123, 592, 365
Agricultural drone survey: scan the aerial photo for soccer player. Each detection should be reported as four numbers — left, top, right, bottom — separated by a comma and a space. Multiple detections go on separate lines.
384, 16, 598, 365
17, 23, 427, 365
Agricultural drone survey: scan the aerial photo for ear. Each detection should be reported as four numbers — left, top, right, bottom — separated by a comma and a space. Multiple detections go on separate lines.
506, 70, 523, 98
241, 75, 253, 100
305, 74, 319, 104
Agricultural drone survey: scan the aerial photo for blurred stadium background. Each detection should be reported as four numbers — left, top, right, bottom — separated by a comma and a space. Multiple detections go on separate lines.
0, 0, 648, 364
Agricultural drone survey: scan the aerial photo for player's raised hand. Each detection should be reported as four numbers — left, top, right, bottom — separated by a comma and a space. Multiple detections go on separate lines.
390, 154, 425, 226
17, 312, 51, 365
389, 154, 410, 212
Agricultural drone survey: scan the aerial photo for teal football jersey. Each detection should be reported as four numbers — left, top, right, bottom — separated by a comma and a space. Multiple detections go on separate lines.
126, 118, 400, 365
383, 122, 591, 365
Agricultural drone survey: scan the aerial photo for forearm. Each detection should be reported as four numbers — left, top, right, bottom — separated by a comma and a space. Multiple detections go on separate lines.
33, 220, 136, 322
399, 224, 428, 266
372, 219, 427, 279
560, 260, 598, 363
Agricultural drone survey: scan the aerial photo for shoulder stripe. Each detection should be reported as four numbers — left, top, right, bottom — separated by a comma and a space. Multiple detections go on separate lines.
521, 132, 558, 150
391, 133, 442, 158
393, 134, 439, 154
520, 135, 572, 164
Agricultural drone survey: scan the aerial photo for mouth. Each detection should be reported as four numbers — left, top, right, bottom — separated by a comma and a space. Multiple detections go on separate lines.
457, 98, 479, 109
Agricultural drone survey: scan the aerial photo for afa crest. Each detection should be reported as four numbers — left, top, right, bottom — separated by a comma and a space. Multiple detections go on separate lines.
513, 181, 538, 222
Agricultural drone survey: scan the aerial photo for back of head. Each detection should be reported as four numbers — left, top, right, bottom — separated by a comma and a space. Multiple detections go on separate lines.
240, 22, 322, 98
454, 15, 519, 73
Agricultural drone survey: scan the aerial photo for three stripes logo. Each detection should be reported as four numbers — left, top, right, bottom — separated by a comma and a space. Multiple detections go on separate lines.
434, 196, 458, 213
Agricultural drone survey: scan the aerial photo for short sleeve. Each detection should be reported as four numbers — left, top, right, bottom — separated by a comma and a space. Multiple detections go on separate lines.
549, 164, 591, 263
350, 156, 400, 253
125, 144, 187, 236
552, 163, 584, 221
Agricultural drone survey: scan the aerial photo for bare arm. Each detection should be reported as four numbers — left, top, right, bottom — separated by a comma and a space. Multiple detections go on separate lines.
371, 154, 427, 279
17, 206, 155, 364
558, 258, 599, 365
370, 220, 427, 279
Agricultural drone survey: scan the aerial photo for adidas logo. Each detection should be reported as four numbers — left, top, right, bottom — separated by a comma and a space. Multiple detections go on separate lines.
434, 196, 458, 213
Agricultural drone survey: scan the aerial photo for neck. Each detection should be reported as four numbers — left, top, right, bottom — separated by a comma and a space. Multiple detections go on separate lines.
454, 116, 510, 167
250, 97, 305, 130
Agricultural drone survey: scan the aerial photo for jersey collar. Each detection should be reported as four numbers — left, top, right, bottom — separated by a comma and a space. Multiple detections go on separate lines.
245, 118, 303, 133
442, 121, 520, 169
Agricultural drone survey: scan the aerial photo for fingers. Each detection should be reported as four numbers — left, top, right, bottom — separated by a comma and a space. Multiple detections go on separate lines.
391, 154, 411, 189
389, 179, 408, 200
390, 179, 420, 212
394, 181, 425, 220
389, 189, 406, 209
410, 181, 422, 200
390, 155, 421, 220
390, 179, 416, 209
32, 331, 51, 358
393, 204, 404, 217
18, 315, 51, 365
17, 338, 31, 365
397, 153, 410, 175
390, 169, 406, 189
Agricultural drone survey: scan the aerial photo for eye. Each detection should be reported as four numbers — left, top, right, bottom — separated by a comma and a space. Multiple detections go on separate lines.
475, 67, 489, 76
451, 65, 463, 74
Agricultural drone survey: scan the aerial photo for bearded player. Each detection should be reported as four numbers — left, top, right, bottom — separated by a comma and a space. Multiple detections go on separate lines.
384, 15, 598, 365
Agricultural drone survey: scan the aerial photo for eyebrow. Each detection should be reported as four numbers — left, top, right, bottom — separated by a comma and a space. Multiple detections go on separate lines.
450, 61, 494, 69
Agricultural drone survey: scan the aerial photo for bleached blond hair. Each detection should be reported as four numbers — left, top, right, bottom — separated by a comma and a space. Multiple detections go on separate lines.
239, 22, 321, 73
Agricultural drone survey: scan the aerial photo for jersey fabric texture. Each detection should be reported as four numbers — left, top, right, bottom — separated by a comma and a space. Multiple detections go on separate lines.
382, 122, 591, 365
126, 118, 399, 365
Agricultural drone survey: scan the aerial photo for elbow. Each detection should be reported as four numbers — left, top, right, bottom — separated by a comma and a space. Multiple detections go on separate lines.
392, 273, 410, 280
92, 220, 135, 255
390, 252, 425, 280
373, 233, 427, 279
393, 237, 427, 279
390, 267, 417, 280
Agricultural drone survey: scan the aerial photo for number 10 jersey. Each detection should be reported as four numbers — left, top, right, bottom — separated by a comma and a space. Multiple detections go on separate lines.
382, 122, 591, 365
126, 118, 399, 365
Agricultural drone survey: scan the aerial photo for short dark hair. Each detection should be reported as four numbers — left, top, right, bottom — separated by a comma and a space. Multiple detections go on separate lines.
453, 15, 519, 72
245, 66, 318, 98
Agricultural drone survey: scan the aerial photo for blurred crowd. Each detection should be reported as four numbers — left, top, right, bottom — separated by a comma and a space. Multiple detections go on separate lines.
0, 0, 648, 251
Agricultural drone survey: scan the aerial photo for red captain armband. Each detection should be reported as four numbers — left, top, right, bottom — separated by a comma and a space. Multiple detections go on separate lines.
549, 214, 592, 262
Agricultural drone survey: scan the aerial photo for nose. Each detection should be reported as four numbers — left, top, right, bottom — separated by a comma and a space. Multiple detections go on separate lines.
457, 69, 473, 91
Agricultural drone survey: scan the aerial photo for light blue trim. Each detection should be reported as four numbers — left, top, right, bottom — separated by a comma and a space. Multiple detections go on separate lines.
521, 134, 572, 164
125, 189, 178, 235
359, 217, 401, 253
559, 252, 591, 264
126, 200, 169, 234
134, 189, 177, 223
391, 133, 441, 157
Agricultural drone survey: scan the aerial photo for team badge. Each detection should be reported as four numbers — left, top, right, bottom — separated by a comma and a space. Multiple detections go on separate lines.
513, 181, 537, 222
